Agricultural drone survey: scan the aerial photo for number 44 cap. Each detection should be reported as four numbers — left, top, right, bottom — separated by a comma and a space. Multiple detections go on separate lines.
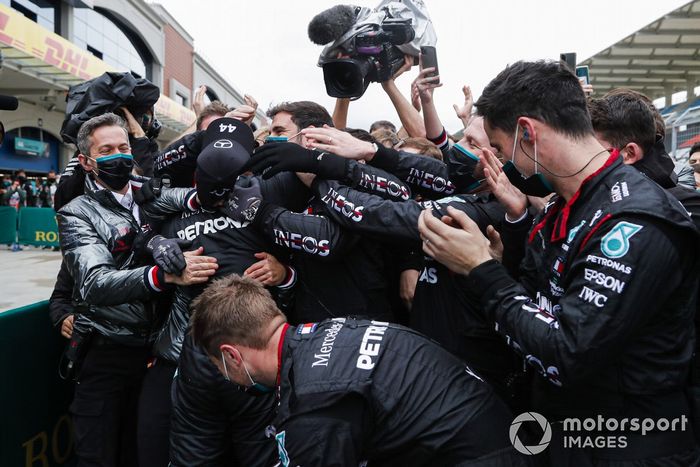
195, 118, 256, 209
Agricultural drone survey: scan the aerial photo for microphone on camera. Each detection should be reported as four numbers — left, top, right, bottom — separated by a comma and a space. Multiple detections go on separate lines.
308, 4, 359, 45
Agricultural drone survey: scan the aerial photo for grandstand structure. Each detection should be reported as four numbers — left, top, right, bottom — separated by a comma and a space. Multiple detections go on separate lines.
580, 0, 700, 160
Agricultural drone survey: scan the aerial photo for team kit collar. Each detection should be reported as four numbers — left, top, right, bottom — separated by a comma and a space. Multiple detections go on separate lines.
530, 149, 620, 244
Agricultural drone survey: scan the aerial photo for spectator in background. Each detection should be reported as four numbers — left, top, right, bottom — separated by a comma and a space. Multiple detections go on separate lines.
4, 174, 26, 210
398, 137, 443, 160
15, 169, 35, 207
689, 142, 700, 190
196, 101, 230, 131
372, 128, 401, 148
369, 119, 397, 134
38, 170, 57, 208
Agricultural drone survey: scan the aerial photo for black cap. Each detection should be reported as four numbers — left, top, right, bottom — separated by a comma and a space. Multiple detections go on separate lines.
195, 118, 255, 209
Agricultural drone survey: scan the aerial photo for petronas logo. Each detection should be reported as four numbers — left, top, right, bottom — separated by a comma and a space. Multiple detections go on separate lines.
601, 222, 642, 259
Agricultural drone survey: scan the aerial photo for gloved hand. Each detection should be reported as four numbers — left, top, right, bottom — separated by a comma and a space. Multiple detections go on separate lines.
146, 235, 192, 275
133, 177, 163, 205
223, 175, 263, 223
243, 142, 348, 180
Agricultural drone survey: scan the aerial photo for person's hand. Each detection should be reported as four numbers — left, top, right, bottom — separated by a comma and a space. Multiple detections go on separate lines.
399, 269, 419, 310
147, 235, 193, 275
223, 175, 262, 223
164, 247, 218, 285
192, 85, 207, 116
480, 149, 528, 219
120, 107, 146, 138
302, 125, 375, 160
226, 105, 256, 126
581, 83, 594, 97
61, 314, 75, 339
244, 252, 286, 286
486, 226, 503, 262
410, 80, 422, 112
381, 54, 413, 86
244, 94, 258, 113
453, 85, 473, 127
418, 206, 492, 275
244, 141, 347, 180
413, 67, 442, 105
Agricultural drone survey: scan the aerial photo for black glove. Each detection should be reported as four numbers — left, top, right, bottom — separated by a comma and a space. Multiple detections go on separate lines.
146, 235, 192, 275
133, 177, 162, 205
243, 142, 348, 180
223, 176, 263, 223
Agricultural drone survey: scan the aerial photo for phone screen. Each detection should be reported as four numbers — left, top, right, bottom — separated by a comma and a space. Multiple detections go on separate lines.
575, 66, 590, 86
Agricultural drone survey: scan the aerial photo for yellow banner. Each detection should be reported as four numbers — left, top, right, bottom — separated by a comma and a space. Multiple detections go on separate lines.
0, 4, 194, 127
0, 3, 112, 80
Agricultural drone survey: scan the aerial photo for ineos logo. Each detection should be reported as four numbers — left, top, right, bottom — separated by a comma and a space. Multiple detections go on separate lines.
509, 412, 552, 455
214, 139, 233, 149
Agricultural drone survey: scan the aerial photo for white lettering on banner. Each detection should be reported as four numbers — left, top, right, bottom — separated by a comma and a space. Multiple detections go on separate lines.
176, 216, 249, 241
578, 286, 608, 307
321, 187, 364, 222
418, 267, 438, 284
356, 321, 389, 370
273, 230, 330, 257
358, 173, 410, 200
583, 268, 625, 294
312, 319, 345, 367
586, 255, 632, 275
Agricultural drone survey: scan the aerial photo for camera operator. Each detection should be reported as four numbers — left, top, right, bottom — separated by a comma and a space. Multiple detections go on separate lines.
56, 113, 218, 466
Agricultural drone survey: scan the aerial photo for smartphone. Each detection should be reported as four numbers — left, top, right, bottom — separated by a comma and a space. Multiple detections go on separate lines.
560, 52, 576, 72
575, 66, 590, 86
420, 46, 439, 83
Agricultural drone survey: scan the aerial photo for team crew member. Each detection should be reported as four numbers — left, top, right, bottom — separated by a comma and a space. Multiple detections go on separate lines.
56, 113, 218, 466
419, 61, 700, 465
243, 120, 531, 409
191, 274, 528, 467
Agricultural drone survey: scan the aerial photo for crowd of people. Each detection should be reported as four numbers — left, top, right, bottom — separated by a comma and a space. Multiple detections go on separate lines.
1, 169, 57, 209
44, 54, 700, 467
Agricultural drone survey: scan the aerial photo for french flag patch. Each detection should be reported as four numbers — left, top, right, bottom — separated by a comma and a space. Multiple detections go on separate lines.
297, 323, 318, 335
553, 257, 565, 275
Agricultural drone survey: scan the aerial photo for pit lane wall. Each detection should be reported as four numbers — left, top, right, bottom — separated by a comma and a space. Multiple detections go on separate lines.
0, 301, 75, 466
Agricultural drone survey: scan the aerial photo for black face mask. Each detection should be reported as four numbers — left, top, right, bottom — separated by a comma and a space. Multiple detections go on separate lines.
47, 178, 56, 185
17, 176, 26, 184
502, 161, 554, 198
93, 154, 134, 191
445, 144, 481, 192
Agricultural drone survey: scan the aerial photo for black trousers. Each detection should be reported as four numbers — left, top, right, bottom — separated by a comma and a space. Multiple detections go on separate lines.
137, 358, 178, 467
70, 339, 150, 467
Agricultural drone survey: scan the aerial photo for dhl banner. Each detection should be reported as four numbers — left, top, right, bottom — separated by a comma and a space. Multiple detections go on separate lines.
0, 4, 195, 129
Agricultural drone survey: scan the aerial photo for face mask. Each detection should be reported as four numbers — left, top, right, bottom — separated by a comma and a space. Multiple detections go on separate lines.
502, 126, 554, 197
3, 181, 10, 188
221, 350, 274, 396
91, 153, 133, 191
265, 136, 288, 143
47, 178, 56, 185
18, 176, 26, 184
446, 143, 481, 192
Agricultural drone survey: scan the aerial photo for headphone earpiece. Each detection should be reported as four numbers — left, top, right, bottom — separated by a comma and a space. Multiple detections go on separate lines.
522, 128, 530, 140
